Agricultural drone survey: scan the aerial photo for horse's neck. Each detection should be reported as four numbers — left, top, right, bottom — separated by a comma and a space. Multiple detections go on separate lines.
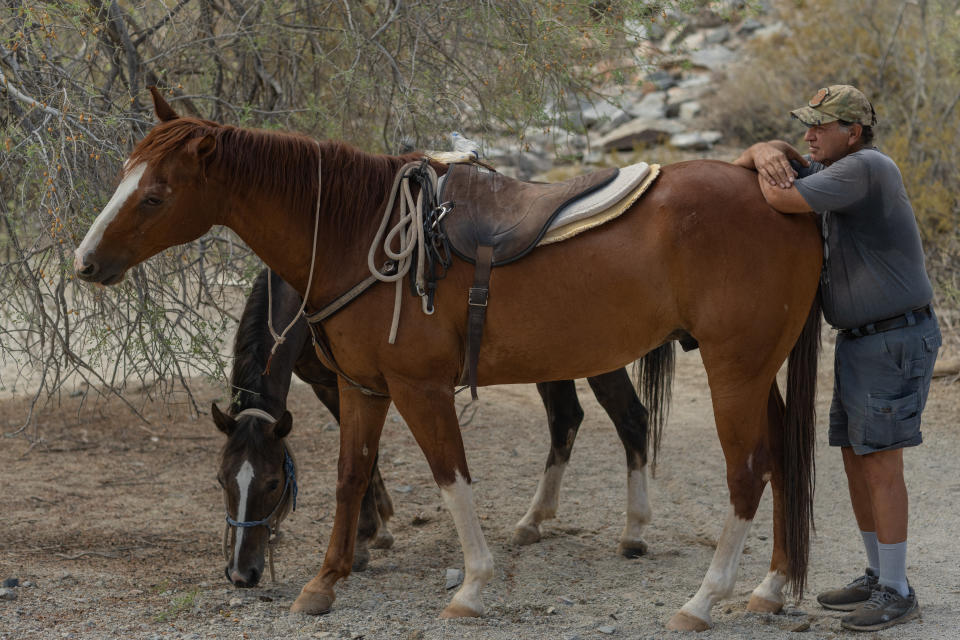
218, 144, 402, 310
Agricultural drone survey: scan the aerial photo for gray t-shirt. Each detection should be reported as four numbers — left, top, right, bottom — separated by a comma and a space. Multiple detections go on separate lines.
793, 148, 932, 329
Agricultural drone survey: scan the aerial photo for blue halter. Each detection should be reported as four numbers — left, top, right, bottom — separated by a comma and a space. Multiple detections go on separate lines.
225, 443, 298, 534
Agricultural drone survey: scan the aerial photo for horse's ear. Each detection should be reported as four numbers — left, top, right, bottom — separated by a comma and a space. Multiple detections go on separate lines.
187, 133, 216, 162
149, 86, 179, 122
211, 402, 235, 435
271, 411, 293, 440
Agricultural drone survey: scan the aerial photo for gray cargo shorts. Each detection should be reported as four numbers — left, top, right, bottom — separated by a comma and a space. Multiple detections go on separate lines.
829, 311, 941, 455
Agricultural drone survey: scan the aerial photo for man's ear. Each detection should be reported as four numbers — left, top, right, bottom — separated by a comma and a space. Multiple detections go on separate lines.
149, 86, 179, 122
211, 402, 236, 435
848, 122, 863, 146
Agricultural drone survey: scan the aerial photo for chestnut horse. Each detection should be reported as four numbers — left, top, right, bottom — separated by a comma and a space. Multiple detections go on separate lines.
75, 90, 821, 631
216, 268, 663, 587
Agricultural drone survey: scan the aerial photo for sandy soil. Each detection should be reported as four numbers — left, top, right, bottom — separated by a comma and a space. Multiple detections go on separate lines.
1, 330, 958, 640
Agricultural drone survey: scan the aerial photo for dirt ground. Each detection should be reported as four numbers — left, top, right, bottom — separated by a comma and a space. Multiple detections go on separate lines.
1, 330, 958, 640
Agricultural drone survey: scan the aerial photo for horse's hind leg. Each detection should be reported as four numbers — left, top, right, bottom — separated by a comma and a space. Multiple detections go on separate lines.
747, 383, 789, 612
512, 379, 584, 545
586, 368, 653, 558
668, 377, 773, 631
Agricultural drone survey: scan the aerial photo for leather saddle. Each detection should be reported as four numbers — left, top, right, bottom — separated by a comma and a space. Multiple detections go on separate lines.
439, 163, 619, 265
436, 163, 620, 398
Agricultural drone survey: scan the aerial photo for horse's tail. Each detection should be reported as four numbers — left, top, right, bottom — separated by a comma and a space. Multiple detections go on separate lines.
633, 341, 676, 472
783, 293, 822, 598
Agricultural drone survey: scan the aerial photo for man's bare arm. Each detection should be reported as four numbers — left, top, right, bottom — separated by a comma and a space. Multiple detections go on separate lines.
758, 175, 813, 214
733, 141, 809, 188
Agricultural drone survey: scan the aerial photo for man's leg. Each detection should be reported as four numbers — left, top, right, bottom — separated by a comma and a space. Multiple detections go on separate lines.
846, 447, 909, 595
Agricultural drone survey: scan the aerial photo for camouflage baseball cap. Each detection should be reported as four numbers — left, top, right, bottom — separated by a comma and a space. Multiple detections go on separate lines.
790, 85, 877, 127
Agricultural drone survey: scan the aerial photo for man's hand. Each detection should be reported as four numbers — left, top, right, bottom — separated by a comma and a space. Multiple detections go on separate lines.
733, 141, 809, 189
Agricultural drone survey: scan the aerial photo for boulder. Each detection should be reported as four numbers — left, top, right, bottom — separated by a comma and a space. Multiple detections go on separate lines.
670, 131, 723, 150
689, 44, 737, 70
597, 118, 687, 150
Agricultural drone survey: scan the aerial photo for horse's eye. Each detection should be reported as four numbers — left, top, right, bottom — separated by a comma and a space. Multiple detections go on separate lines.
141, 196, 163, 207
267, 480, 280, 492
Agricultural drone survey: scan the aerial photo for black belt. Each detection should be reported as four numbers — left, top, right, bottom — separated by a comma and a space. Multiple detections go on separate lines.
840, 305, 932, 338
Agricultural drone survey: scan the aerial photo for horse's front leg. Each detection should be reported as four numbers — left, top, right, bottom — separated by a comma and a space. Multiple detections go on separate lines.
390, 378, 493, 618
512, 379, 583, 545
290, 386, 391, 615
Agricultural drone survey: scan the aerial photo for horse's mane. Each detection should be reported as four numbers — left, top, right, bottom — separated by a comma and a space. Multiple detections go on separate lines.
228, 269, 273, 416
130, 117, 424, 241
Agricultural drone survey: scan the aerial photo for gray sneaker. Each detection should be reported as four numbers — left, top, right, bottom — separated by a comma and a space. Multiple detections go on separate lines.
841, 584, 920, 631
816, 568, 878, 611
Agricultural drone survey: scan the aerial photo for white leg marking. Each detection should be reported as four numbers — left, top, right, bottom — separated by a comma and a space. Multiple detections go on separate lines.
751, 569, 787, 605
74, 162, 145, 266
621, 467, 652, 543
680, 509, 753, 626
515, 462, 566, 530
441, 473, 493, 615
231, 460, 255, 572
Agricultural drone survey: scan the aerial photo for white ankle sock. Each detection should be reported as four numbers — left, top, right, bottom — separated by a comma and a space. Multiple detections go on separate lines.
878, 541, 910, 597
860, 530, 880, 573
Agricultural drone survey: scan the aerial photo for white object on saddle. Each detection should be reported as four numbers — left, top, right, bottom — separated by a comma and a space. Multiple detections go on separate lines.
426, 150, 481, 165
548, 162, 650, 231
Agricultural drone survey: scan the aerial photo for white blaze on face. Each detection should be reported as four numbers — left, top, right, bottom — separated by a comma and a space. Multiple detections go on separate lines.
74, 162, 146, 270
231, 460, 255, 570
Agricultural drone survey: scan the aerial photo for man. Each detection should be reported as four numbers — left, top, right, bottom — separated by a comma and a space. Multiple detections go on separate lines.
733, 85, 941, 631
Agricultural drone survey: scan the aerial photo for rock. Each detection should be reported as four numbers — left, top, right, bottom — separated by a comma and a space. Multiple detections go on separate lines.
751, 22, 788, 40
21, 581, 34, 588
679, 101, 702, 120
323, 421, 338, 431
624, 91, 668, 120
670, 131, 723, 150
598, 625, 616, 634
395, 485, 413, 494
596, 118, 686, 150
411, 512, 431, 526
2, 578, 18, 588
704, 26, 731, 44
578, 100, 633, 132
0, 588, 16, 601
738, 18, 765, 34
689, 44, 737, 70
445, 568, 464, 590
229, 597, 243, 607
546, 606, 557, 615
666, 80, 713, 109
558, 595, 575, 605
789, 621, 811, 632
645, 70, 677, 91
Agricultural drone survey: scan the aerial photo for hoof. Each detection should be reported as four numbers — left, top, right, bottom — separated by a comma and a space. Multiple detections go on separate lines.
372, 528, 394, 549
352, 548, 370, 572
746, 594, 783, 613
511, 524, 541, 546
440, 601, 482, 619
618, 538, 649, 558
290, 589, 334, 615
666, 610, 711, 632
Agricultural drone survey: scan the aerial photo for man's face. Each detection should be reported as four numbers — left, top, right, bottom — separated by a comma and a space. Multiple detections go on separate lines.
803, 121, 861, 165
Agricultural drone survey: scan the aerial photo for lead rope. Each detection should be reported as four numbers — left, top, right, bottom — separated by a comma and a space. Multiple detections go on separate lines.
366, 160, 439, 343
263, 141, 323, 374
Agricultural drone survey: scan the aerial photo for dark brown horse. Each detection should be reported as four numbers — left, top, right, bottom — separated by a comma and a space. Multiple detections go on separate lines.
216, 267, 668, 587
75, 90, 821, 631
